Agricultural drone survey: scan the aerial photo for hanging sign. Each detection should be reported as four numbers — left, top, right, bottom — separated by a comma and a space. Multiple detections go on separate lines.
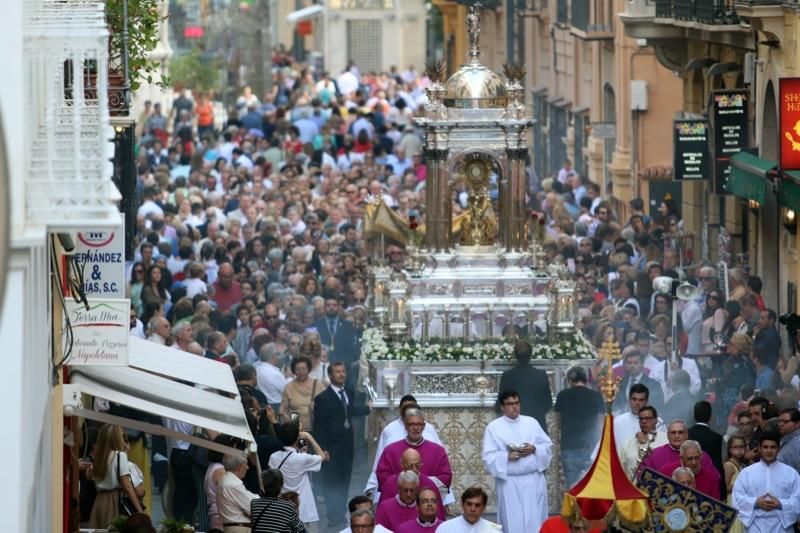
779, 77, 800, 171
66, 299, 130, 366
73, 224, 126, 298
712, 90, 748, 194
673, 119, 709, 180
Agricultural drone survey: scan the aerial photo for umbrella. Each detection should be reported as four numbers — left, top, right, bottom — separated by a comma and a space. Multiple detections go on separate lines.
561, 413, 650, 529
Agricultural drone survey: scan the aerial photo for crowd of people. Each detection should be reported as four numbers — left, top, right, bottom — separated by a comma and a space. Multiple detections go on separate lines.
76, 56, 800, 532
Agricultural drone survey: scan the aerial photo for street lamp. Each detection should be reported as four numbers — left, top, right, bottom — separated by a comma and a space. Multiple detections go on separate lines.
653, 276, 699, 364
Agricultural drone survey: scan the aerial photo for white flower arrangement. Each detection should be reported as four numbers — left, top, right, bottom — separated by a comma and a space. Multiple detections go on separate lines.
362, 328, 596, 362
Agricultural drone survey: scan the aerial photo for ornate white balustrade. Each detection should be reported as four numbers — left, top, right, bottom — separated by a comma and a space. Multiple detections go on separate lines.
24, 0, 119, 226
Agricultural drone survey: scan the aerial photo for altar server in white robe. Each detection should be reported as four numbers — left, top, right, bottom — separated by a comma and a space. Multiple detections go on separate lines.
435, 487, 501, 533
482, 389, 553, 533
364, 395, 443, 502
733, 431, 800, 533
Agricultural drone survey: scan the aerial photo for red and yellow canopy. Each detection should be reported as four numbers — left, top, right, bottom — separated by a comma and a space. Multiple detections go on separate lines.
561, 414, 650, 527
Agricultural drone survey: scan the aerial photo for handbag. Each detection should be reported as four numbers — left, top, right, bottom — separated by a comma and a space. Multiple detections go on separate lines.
117, 452, 135, 516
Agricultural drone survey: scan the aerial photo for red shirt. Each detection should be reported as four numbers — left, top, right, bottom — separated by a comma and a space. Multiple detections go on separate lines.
210, 280, 243, 312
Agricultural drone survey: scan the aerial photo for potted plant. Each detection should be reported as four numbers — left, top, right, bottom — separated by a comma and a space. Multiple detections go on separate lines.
104, 0, 170, 114
108, 515, 129, 532
158, 518, 195, 533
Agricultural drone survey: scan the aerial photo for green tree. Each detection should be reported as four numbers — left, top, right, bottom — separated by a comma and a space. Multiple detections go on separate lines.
106, 0, 170, 91
170, 49, 221, 94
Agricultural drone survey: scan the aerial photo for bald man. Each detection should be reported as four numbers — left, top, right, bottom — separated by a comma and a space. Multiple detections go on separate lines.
211, 262, 243, 312
379, 449, 446, 521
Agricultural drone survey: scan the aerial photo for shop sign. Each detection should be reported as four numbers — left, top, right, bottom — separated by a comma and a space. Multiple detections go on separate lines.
673, 119, 709, 180
712, 90, 748, 194
779, 77, 800, 171
66, 299, 129, 366
72, 224, 125, 298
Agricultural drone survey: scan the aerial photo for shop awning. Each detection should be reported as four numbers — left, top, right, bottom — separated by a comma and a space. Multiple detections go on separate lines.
727, 152, 775, 204
286, 4, 324, 23
65, 337, 255, 457
780, 172, 800, 212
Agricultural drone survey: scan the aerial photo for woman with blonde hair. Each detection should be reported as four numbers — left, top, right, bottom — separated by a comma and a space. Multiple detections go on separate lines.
302, 336, 330, 386
89, 424, 144, 528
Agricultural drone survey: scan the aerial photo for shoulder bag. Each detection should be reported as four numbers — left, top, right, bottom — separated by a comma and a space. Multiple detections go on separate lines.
117, 452, 135, 516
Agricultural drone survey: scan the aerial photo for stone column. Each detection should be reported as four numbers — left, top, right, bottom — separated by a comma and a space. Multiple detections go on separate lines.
424, 148, 450, 253
506, 148, 529, 252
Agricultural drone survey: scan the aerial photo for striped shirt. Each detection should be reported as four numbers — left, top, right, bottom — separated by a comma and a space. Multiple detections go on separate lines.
250, 497, 305, 533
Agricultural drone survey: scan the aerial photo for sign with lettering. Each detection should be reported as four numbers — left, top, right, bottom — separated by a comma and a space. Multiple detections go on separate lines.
591, 122, 616, 139
780, 77, 800, 171
66, 299, 129, 365
73, 224, 125, 298
673, 119, 709, 180
712, 90, 749, 194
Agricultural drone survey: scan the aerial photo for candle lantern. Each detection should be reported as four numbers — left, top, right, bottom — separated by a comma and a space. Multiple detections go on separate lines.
387, 273, 412, 340
546, 263, 578, 343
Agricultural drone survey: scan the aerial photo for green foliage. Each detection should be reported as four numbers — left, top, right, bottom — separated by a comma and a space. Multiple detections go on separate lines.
170, 49, 221, 94
106, 0, 171, 91
159, 517, 191, 533
108, 516, 129, 532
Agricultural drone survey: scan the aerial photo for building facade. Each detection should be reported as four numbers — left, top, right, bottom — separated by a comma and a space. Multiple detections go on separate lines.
276, 0, 428, 75
622, 0, 800, 314
0, 0, 120, 530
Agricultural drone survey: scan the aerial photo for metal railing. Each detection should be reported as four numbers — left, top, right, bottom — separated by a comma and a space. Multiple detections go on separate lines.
655, 0, 673, 17
654, 0, 739, 22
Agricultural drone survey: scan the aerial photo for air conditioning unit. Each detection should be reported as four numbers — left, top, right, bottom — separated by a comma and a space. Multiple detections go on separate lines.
631, 80, 648, 111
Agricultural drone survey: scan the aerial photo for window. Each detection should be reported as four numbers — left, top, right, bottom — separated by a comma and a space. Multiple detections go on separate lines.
557, 0, 568, 25
346, 19, 383, 73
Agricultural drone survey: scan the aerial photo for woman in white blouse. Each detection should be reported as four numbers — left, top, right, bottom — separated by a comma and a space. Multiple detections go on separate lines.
88, 424, 144, 528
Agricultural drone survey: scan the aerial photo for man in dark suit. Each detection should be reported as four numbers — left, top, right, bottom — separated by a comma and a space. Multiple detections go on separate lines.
498, 339, 552, 432
612, 350, 664, 415
688, 400, 726, 498
662, 369, 696, 427
313, 361, 370, 527
313, 297, 361, 386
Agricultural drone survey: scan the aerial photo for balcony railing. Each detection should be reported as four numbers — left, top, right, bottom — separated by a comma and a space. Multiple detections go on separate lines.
25, 0, 119, 225
654, 0, 739, 23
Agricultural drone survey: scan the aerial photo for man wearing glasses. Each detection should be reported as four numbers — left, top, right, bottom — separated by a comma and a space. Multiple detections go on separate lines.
777, 407, 800, 474
640, 420, 717, 480
482, 390, 553, 532
619, 405, 668, 480
614, 383, 665, 447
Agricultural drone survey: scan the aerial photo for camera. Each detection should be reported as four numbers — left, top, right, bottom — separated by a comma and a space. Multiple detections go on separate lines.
779, 313, 800, 332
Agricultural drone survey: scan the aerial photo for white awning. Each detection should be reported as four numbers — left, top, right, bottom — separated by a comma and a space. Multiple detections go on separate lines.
286, 4, 324, 23
65, 338, 256, 457
127, 336, 239, 396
